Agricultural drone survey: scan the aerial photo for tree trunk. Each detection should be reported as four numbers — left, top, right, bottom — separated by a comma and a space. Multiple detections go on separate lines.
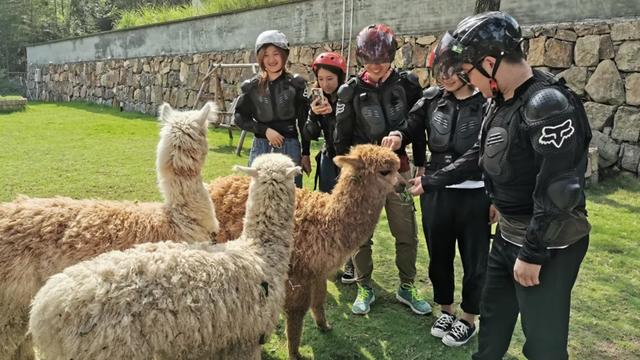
474, 0, 501, 14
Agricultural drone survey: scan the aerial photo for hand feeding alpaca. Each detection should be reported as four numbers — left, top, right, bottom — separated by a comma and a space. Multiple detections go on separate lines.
29, 154, 300, 360
209, 144, 401, 359
0, 102, 217, 360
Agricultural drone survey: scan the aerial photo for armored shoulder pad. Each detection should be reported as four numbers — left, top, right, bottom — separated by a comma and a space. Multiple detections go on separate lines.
240, 78, 258, 93
290, 74, 307, 91
402, 71, 421, 88
422, 86, 442, 100
523, 87, 571, 126
337, 78, 357, 102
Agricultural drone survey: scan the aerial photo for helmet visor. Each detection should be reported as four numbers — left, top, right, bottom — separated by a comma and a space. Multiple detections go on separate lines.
431, 32, 466, 81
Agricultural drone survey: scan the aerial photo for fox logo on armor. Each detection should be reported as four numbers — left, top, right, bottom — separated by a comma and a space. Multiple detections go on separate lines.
336, 103, 346, 115
538, 119, 574, 149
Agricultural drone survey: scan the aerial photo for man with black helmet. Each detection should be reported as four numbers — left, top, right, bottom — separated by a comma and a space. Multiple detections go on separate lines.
334, 23, 430, 317
407, 11, 592, 359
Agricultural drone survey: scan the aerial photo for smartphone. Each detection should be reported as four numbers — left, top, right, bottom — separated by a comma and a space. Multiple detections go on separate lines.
310, 88, 325, 104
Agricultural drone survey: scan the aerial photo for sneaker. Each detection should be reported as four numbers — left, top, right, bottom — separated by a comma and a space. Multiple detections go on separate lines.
442, 319, 477, 347
395, 283, 432, 315
341, 264, 356, 284
351, 286, 375, 315
430, 311, 456, 338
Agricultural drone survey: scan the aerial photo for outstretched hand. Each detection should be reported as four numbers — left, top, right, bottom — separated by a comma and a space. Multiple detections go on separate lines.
407, 176, 424, 196
381, 135, 402, 151
300, 155, 312, 175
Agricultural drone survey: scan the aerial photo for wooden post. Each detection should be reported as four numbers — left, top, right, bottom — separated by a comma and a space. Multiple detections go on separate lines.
474, 0, 501, 14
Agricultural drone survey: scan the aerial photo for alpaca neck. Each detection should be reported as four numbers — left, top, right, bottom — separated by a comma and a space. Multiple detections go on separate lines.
159, 173, 214, 220
325, 172, 388, 252
242, 183, 295, 250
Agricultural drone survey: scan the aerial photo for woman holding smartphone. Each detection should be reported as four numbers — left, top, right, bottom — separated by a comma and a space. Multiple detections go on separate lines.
302, 51, 347, 193
234, 30, 311, 187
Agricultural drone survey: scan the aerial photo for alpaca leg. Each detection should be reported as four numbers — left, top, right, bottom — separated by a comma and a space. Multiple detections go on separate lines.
285, 284, 312, 360
310, 278, 331, 332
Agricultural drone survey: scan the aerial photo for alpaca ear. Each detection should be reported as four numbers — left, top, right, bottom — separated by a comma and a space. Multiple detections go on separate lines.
196, 102, 215, 128
333, 155, 364, 169
286, 166, 302, 177
233, 165, 259, 177
158, 102, 173, 123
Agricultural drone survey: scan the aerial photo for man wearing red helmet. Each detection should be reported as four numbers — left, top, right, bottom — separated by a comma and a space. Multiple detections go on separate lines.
303, 52, 347, 193
334, 23, 430, 316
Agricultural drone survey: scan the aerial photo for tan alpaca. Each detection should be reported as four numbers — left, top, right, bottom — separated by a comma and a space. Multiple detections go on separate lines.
0, 102, 218, 360
29, 154, 300, 360
209, 144, 401, 360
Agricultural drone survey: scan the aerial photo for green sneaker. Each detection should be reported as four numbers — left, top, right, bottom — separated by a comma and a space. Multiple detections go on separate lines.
351, 285, 375, 315
396, 283, 432, 315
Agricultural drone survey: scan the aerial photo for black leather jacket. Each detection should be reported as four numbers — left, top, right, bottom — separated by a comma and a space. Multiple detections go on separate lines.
402, 87, 485, 181
334, 69, 422, 157
234, 72, 311, 155
420, 71, 591, 264
302, 93, 338, 158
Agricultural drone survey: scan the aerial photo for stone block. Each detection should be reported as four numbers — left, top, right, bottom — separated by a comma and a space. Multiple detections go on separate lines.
611, 106, 640, 142
544, 38, 573, 68
527, 37, 546, 66
611, 21, 640, 41
615, 41, 640, 72
574, 35, 600, 66
620, 143, 640, 173
583, 101, 616, 130
585, 60, 625, 105
625, 73, 640, 106
556, 66, 587, 95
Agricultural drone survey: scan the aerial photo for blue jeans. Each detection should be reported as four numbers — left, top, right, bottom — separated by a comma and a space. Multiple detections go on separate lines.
315, 150, 339, 193
248, 137, 302, 187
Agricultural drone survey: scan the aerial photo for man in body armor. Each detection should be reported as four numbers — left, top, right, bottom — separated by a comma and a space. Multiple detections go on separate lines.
382, 44, 494, 346
335, 23, 431, 316
407, 12, 592, 359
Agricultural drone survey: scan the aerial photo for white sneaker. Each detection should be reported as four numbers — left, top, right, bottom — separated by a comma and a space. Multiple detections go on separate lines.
442, 319, 477, 347
430, 312, 456, 338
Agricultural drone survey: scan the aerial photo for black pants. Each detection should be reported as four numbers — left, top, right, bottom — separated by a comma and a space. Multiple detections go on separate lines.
472, 233, 589, 360
420, 187, 491, 315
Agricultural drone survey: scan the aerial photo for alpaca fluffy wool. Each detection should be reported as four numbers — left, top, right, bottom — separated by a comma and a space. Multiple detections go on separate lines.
209, 144, 401, 359
0, 103, 218, 360
29, 153, 298, 360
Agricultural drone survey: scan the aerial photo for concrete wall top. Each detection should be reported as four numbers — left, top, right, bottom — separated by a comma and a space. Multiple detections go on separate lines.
27, 0, 640, 65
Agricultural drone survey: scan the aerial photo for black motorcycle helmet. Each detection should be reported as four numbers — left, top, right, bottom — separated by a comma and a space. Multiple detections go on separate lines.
436, 11, 523, 92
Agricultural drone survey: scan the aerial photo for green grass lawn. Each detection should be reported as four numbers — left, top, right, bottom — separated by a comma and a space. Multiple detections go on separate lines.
1, 103, 639, 359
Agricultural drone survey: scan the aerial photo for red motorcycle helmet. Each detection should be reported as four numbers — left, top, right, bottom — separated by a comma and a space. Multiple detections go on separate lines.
312, 52, 347, 75
356, 24, 397, 65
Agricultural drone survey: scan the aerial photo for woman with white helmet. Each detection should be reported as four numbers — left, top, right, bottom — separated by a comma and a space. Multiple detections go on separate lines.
234, 30, 311, 186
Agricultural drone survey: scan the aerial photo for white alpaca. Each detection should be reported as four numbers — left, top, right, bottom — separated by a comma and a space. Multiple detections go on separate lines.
0, 102, 218, 360
29, 153, 300, 360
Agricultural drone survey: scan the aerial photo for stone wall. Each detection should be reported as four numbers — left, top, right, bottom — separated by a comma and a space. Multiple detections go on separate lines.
25, 17, 640, 177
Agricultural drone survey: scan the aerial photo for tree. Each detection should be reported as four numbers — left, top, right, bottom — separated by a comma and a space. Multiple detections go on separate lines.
474, 0, 500, 14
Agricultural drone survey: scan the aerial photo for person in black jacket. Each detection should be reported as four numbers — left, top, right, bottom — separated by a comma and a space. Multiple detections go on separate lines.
303, 51, 347, 193
335, 23, 430, 316
382, 44, 495, 346
234, 30, 311, 187
406, 12, 592, 360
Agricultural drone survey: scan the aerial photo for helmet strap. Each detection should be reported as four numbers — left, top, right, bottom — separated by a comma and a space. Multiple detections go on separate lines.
474, 52, 505, 97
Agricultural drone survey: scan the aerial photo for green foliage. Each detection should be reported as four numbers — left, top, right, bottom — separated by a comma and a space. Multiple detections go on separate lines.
115, 0, 287, 29
1, 102, 638, 359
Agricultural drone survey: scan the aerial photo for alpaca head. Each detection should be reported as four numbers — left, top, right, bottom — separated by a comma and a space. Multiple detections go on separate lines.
333, 144, 400, 194
235, 154, 301, 192
234, 154, 301, 235
156, 102, 217, 177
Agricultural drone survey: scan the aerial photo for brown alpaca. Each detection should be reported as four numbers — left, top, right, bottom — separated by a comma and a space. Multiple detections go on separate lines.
0, 102, 218, 360
208, 144, 401, 360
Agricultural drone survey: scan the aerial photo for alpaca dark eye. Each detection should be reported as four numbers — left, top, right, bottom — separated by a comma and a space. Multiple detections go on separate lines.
379, 170, 391, 176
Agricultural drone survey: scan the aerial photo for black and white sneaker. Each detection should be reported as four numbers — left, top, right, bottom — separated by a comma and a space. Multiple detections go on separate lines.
442, 319, 477, 347
430, 311, 456, 338
340, 264, 356, 284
